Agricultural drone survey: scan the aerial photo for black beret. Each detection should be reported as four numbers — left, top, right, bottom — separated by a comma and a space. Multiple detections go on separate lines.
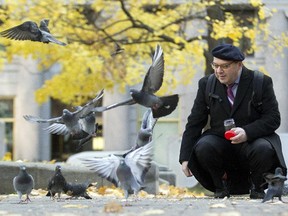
212, 44, 245, 61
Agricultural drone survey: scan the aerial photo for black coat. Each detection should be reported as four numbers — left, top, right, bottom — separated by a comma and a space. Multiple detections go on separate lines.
179, 67, 287, 193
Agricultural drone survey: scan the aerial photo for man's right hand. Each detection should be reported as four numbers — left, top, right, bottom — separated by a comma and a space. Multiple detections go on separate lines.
181, 161, 193, 177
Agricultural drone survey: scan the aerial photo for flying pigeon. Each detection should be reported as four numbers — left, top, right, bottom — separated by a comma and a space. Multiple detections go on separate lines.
82, 140, 154, 200
123, 108, 157, 157
64, 182, 93, 199
94, 44, 179, 118
262, 167, 287, 203
0, 19, 66, 46
23, 90, 103, 144
13, 165, 35, 203
110, 42, 124, 57
46, 165, 67, 200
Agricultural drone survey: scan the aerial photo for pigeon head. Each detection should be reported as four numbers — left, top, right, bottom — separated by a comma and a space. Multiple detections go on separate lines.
275, 167, 284, 175
55, 165, 62, 172
19, 165, 27, 171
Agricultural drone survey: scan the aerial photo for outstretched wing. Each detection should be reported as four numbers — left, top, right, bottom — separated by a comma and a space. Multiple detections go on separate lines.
44, 123, 70, 135
23, 114, 63, 123
0, 21, 41, 41
125, 141, 154, 185
92, 98, 135, 112
81, 154, 120, 187
141, 44, 164, 93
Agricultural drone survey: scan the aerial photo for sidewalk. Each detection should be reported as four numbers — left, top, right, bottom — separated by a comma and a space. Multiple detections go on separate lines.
1, 192, 288, 216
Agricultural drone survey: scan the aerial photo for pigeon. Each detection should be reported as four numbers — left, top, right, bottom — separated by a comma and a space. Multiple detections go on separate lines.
13, 165, 35, 203
123, 108, 157, 157
110, 42, 124, 56
94, 44, 179, 118
82, 140, 154, 200
262, 167, 287, 203
0, 19, 66, 46
46, 165, 67, 200
23, 90, 103, 145
64, 182, 93, 199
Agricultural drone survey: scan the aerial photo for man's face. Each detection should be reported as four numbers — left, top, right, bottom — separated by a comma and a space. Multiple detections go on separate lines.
211, 57, 242, 85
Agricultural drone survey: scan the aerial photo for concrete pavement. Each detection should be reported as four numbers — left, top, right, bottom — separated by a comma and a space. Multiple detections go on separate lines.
1, 192, 288, 216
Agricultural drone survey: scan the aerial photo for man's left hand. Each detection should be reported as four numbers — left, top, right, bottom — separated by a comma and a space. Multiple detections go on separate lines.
230, 127, 247, 144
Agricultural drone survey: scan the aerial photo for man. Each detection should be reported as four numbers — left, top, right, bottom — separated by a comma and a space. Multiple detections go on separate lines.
179, 44, 286, 199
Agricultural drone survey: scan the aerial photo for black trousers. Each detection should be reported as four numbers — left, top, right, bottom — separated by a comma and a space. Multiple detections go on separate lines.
194, 134, 279, 192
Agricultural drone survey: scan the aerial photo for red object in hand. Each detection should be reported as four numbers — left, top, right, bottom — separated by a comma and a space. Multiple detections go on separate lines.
224, 130, 236, 140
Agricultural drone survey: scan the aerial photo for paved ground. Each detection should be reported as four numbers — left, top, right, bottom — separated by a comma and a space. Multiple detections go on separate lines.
1, 190, 288, 216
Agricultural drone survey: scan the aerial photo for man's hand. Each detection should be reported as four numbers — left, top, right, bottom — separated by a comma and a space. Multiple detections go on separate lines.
181, 161, 193, 177
230, 127, 247, 144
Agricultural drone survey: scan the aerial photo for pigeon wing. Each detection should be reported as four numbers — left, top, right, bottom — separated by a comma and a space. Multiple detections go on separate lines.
23, 114, 63, 123
82, 154, 120, 187
92, 98, 135, 112
0, 21, 41, 41
44, 123, 70, 135
141, 44, 164, 93
125, 141, 154, 185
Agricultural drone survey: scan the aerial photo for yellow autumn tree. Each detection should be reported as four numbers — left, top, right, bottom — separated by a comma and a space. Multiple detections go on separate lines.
0, 0, 277, 105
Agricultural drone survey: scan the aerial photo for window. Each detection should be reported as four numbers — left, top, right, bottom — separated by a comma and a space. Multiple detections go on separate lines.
0, 99, 14, 155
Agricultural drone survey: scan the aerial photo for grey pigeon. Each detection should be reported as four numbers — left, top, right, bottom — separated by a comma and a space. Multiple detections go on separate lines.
82, 141, 154, 199
110, 42, 124, 56
94, 44, 179, 118
46, 165, 67, 200
64, 182, 93, 199
124, 108, 157, 157
0, 19, 66, 46
262, 167, 287, 203
23, 90, 103, 145
13, 165, 34, 203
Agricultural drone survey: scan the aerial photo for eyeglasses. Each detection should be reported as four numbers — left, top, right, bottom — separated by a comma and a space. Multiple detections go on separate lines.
211, 62, 235, 70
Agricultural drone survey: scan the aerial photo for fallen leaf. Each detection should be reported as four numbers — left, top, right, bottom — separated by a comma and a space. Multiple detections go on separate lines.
103, 201, 123, 213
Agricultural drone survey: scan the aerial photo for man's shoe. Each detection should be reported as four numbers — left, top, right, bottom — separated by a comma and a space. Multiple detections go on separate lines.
214, 189, 230, 198
250, 189, 265, 199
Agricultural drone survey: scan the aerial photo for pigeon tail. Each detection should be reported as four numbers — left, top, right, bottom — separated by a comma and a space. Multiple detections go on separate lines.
152, 94, 179, 118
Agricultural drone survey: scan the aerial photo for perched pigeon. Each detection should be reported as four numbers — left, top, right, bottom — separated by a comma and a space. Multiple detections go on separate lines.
23, 90, 103, 145
82, 141, 154, 199
262, 167, 287, 203
0, 19, 66, 46
110, 42, 124, 57
46, 165, 67, 200
13, 165, 35, 203
64, 182, 93, 199
94, 44, 179, 118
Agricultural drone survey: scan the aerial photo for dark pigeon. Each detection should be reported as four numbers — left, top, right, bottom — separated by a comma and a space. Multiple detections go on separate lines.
13, 165, 34, 203
0, 19, 66, 46
46, 165, 67, 200
64, 182, 93, 199
23, 90, 103, 145
94, 44, 179, 118
262, 167, 287, 203
82, 141, 154, 200
110, 42, 124, 56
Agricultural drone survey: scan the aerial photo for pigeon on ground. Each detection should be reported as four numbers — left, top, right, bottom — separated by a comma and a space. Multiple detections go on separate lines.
64, 182, 93, 199
46, 165, 67, 200
23, 90, 103, 145
13, 165, 35, 203
262, 167, 287, 203
82, 141, 154, 200
94, 44, 179, 118
111, 42, 124, 56
0, 19, 66, 46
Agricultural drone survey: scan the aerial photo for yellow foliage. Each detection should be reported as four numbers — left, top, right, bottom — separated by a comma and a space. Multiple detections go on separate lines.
0, 0, 273, 105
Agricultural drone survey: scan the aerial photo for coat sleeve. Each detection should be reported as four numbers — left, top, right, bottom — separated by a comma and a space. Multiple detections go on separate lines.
179, 77, 209, 163
243, 75, 280, 141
